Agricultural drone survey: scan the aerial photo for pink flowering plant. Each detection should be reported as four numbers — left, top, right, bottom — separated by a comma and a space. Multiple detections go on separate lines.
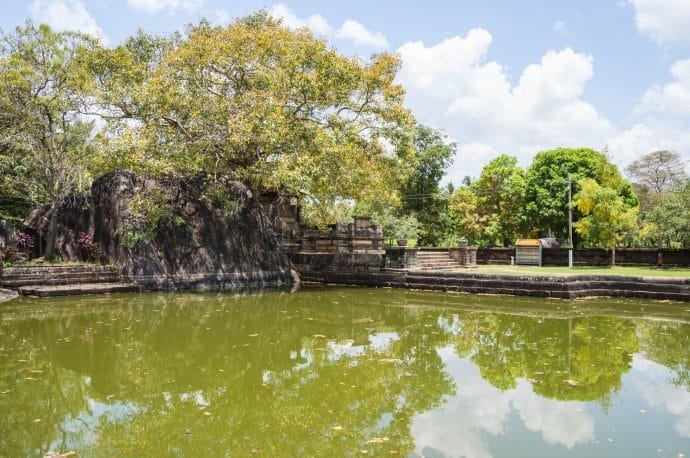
78, 232, 101, 262
16, 232, 34, 259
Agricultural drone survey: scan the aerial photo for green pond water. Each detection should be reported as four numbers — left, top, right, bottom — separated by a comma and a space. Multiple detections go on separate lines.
1, 287, 690, 457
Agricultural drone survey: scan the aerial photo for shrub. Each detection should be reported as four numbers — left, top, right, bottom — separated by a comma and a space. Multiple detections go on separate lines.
16, 232, 34, 259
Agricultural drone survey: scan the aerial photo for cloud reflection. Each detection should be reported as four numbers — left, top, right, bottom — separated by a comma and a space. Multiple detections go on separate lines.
411, 347, 594, 457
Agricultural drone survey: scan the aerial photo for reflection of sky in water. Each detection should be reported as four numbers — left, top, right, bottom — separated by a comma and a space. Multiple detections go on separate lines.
632, 354, 690, 438
52, 379, 140, 452
412, 346, 594, 458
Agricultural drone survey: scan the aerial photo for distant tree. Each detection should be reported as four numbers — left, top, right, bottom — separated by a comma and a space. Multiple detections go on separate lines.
0, 23, 98, 255
400, 124, 456, 245
448, 186, 485, 245
626, 151, 688, 248
471, 154, 526, 246
626, 150, 686, 194
523, 148, 637, 243
644, 181, 690, 248
574, 178, 639, 265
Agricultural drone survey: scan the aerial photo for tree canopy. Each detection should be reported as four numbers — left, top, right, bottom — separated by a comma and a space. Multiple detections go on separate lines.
90, 13, 415, 224
399, 124, 456, 245
523, 147, 637, 241
0, 22, 98, 253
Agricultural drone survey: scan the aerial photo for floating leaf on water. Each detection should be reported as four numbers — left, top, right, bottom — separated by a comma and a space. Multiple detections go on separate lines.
365, 437, 389, 444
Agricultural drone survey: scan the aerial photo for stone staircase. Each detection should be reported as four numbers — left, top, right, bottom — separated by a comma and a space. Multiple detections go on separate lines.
1, 265, 139, 297
414, 250, 466, 272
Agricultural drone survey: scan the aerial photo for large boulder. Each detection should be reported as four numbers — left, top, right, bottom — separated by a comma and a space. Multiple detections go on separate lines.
27, 170, 296, 289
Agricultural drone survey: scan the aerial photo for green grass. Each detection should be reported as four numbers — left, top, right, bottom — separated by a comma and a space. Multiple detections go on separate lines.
474, 264, 690, 278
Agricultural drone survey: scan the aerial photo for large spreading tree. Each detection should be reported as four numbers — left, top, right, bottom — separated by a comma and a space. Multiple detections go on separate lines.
90, 13, 415, 225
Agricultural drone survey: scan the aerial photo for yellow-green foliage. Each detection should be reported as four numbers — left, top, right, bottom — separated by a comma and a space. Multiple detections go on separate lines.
574, 178, 639, 249
91, 12, 415, 226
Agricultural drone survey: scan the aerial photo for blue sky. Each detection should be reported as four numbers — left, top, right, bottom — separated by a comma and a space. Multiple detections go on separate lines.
2, 0, 690, 183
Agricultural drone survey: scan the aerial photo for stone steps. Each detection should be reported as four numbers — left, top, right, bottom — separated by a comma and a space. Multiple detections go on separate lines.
414, 251, 466, 271
2, 274, 122, 288
1, 264, 139, 297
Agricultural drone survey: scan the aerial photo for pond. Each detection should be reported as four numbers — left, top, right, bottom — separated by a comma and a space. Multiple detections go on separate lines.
1, 287, 690, 457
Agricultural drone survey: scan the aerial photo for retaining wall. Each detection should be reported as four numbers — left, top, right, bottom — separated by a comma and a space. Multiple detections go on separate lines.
300, 269, 690, 301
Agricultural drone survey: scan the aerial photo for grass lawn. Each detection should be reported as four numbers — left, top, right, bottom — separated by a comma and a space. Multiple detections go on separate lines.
474, 264, 690, 278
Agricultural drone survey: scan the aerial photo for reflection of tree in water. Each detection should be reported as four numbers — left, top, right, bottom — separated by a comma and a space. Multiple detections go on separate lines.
454, 312, 639, 405
640, 321, 690, 390
0, 291, 455, 456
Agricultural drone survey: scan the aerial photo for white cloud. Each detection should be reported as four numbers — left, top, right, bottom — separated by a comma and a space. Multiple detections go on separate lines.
29, 0, 105, 41
126, 0, 204, 14
635, 59, 690, 118
397, 30, 614, 182
268, 4, 387, 49
268, 4, 332, 36
607, 59, 690, 170
607, 120, 690, 170
334, 20, 388, 49
628, 0, 690, 43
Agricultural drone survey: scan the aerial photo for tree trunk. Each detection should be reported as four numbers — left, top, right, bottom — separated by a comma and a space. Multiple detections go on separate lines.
43, 202, 58, 258
611, 246, 616, 266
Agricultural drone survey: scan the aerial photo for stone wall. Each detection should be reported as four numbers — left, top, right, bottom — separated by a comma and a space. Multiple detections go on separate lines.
384, 247, 418, 269
291, 217, 385, 274
477, 248, 514, 264
477, 246, 690, 267
299, 269, 690, 301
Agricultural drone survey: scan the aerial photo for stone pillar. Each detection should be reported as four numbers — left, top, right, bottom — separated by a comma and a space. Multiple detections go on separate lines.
458, 237, 477, 268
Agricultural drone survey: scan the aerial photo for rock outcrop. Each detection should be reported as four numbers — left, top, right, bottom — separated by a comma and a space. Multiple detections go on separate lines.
27, 170, 296, 289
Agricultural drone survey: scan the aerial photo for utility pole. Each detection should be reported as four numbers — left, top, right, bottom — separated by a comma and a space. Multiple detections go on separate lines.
568, 173, 573, 268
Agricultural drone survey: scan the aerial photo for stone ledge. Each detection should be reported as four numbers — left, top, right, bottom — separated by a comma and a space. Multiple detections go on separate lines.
18, 283, 141, 297
0, 288, 18, 302
299, 270, 690, 301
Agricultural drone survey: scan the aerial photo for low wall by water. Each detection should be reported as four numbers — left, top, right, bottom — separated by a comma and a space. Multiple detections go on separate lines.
477, 247, 690, 267
300, 270, 690, 301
